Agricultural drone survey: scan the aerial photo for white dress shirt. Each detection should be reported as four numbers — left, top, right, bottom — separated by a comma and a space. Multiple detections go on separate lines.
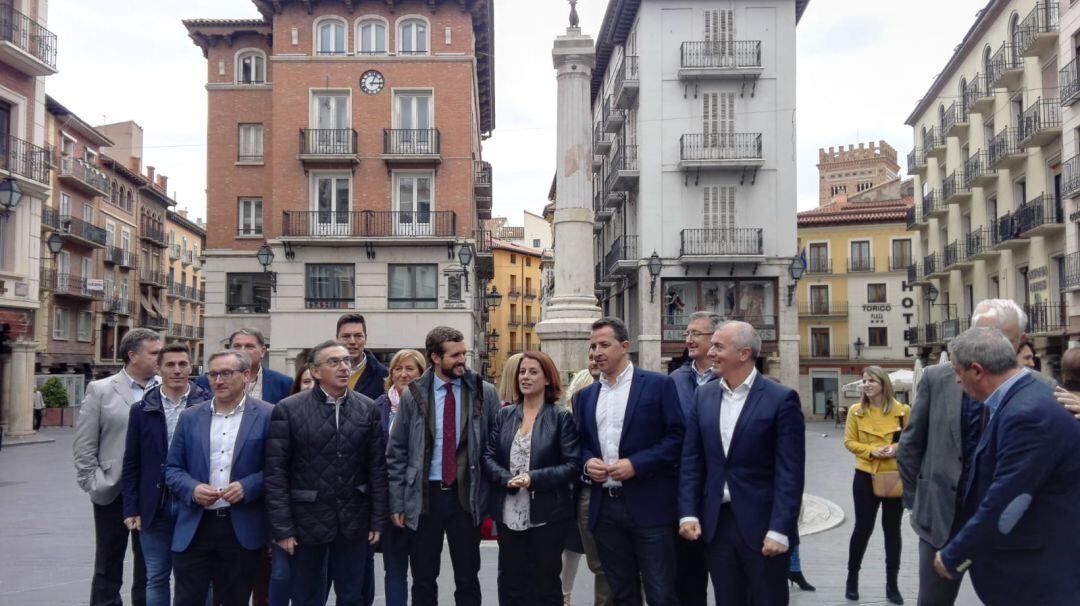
161, 385, 190, 446
595, 362, 634, 487
121, 368, 160, 403
207, 396, 246, 509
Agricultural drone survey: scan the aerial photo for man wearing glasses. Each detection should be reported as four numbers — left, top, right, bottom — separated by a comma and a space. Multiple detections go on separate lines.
165, 350, 273, 605
265, 340, 389, 606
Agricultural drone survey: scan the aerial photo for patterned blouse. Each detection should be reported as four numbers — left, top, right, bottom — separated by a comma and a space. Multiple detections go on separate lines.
502, 429, 544, 531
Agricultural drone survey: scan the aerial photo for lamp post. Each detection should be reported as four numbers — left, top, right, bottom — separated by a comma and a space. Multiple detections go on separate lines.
787, 256, 805, 306
256, 242, 277, 293
486, 285, 502, 310
457, 244, 473, 291
853, 337, 864, 359
647, 251, 662, 303
0, 177, 23, 215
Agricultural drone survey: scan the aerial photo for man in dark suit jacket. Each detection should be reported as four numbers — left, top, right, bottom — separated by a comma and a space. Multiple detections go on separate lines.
934, 327, 1080, 606
166, 350, 273, 606
196, 327, 292, 404
679, 321, 805, 606
577, 317, 685, 605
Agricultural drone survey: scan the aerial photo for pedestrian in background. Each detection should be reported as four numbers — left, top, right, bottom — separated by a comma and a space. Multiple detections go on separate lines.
32, 384, 44, 431
497, 353, 524, 405
843, 366, 908, 605
1016, 339, 1036, 370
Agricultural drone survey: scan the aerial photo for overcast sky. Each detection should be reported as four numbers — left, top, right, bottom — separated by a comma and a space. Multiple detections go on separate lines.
45, 0, 987, 223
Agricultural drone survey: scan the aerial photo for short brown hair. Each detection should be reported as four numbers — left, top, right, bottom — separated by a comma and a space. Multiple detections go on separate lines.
336, 314, 367, 337
157, 342, 191, 365
425, 326, 464, 364
511, 350, 563, 404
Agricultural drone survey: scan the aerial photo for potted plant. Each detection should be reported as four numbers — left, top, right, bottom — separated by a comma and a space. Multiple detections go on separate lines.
40, 378, 72, 427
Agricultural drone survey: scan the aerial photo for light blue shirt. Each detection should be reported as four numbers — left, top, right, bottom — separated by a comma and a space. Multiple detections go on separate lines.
122, 368, 160, 404
692, 362, 716, 386
161, 386, 190, 446
984, 368, 1030, 421
428, 374, 464, 482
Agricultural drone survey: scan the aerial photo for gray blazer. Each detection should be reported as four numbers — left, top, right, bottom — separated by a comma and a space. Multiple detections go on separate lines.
898, 364, 1054, 548
73, 372, 148, 506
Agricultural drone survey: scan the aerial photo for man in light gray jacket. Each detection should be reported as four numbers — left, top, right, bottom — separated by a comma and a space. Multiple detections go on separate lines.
73, 328, 162, 606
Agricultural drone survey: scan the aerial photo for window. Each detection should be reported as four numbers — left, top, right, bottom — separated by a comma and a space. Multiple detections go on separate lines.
53, 307, 69, 340
226, 273, 271, 313
808, 243, 829, 273
305, 264, 354, 309
394, 173, 433, 235
533, 238, 541, 248
121, 229, 131, 253
236, 50, 266, 84
238, 198, 263, 236
868, 327, 888, 347
850, 240, 871, 271
891, 239, 912, 270
810, 327, 830, 357
703, 92, 734, 147
238, 124, 264, 162
77, 310, 92, 342
60, 192, 71, 217
105, 222, 115, 247
510, 254, 517, 264
388, 264, 437, 309
809, 285, 829, 314
357, 19, 387, 54
525, 257, 532, 267
392, 92, 434, 152
398, 18, 428, 54
316, 19, 347, 55
704, 185, 735, 230
83, 203, 94, 225
81, 257, 92, 281
868, 283, 887, 303
312, 174, 351, 235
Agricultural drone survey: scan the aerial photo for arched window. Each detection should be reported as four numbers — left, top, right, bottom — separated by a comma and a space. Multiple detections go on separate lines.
357, 18, 387, 55
111, 180, 118, 204
938, 104, 945, 131
983, 46, 992, 75
1009, 14, 1021, 48
126, 189, 133, 212
236, 50, 266, 84
398, 18, 428, 55
316, 18, 347, 55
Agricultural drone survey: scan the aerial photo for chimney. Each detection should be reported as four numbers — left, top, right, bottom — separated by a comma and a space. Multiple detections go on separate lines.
178, 209, 188, 219
129, 157, 141, 174
157, 174, 168, 192
146, 165, 155, 185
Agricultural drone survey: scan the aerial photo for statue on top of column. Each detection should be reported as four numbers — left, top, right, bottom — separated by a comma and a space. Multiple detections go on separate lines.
569, 0, 580, 28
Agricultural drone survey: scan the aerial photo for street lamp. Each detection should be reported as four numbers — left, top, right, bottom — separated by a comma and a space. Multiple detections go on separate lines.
925, 284, 939, 303
46, 232, 64, 257
256, 242, 277, 293
853, 337, 864, 359
787, 256, 805, 306
457, 244, 473, 291
647, 251, 662, 303
486, 285, 503, 310
0, 177, 23, 215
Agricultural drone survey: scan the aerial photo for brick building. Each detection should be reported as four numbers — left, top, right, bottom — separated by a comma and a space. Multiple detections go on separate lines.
817, 140, 900, 206
184, 0, 495, 372
165, 210, 206, 366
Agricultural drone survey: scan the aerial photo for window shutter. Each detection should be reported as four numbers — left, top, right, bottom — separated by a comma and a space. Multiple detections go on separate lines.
704, 9, 717, 42
721, 185, 735, 230
721, 92, 734, 147
703, 185, 719, 229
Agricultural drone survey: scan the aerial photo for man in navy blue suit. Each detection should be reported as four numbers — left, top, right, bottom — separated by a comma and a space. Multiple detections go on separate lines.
934, 327, 1080, 605
197, 328, 292, 405
679, 321, 805, 606
577, 317, 685, 605
166, 350, 273, 606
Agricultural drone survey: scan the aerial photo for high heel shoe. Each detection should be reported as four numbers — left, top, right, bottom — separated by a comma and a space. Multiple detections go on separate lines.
845, 570, 859, 601
885, 570, 904, 605
787, 571, 816, 591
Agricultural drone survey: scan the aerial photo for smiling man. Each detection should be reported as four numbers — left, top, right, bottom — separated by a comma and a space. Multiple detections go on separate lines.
336, 314, 389, 401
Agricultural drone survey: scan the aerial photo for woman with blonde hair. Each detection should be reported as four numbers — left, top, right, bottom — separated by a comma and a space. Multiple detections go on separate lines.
844, 365, 909, 605
498, 353, 525, 405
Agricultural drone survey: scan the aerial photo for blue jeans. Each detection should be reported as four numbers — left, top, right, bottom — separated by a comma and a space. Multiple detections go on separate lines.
380, 526, 412, 606
268, 543, 290, 606
140, 497, 179, 606
291, 536, 370, 606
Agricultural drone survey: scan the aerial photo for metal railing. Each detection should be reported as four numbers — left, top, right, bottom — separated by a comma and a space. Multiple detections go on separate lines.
104, 246, 136, 268
679, 228, 763, 256
964, 150, 993, 188
939, 318, 971, 342
988, 42, 1021, 84
181, 249, 193, 265
138, 267, 166, 286
140, 312, 168, 330
604, 235, 639, 274
1013, 193, 1062, 233
1063, 56, 1080, 105
1017, 98, 1061, 143
942, 100, 967, 133
1025, 302, 1067, 333
907, 148, 925, 172
1016, 2, 1058, 55
906, 206, 920, 229
965, 227, 997, 257
0, 4, 57, 70
105, 298, 135, 316
42, 207, 107, 246
806, 256, 832, 274
963, 72, 991, 109
602, 96, 625, 129
798, 301, 848, 316
59, 156, 110, 193
907, 263, 924, 284
474, 160, 492, 186
922, 190, 943, 217
679, 132, 762, 162
847, 256, 874, 272
1063, 154, 1080, 198
988, 127, 1021, 166
281, 210, 457, 238
799, 342, 849, 359
889, 256, 912, 271
140, 223, 166, 245
923, 252, 943, 276
943, 171, 968, 200
1063, 251, 1080, 290
613, 54, 638, 90
0, 134, 51, 183
299, 128, 357, 156
944, 240, 967, 268
40, 269, 103, 299
382, 128, 440, 155
993, 213, 1024, 244
169, 244, 180, 260
680, 40, 762, 69
923, 125, 943, 150
523, 289, 538, 300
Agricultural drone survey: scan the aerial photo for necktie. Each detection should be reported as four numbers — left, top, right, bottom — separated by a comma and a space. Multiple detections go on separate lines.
442, 383, 457, 486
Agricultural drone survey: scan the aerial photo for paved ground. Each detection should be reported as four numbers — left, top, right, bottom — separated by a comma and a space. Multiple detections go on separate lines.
0, 422, 981, 605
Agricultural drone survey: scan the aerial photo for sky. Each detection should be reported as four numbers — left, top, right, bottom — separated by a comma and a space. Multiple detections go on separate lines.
44, 0, 988, 223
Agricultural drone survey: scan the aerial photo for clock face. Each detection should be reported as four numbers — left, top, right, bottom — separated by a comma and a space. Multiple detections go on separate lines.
360, 70, 385, 95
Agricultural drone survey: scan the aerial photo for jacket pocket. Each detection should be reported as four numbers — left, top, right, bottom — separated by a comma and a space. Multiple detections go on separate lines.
290, 489, 317, 503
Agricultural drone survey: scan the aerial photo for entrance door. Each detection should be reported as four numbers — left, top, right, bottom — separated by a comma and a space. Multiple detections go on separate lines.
312, 94, 349, 154
394, 94, 433, 154
395, 174, 432, 236
811, 374, 838, 416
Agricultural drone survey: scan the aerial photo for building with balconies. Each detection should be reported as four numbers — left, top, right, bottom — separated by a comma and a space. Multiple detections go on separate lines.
589, 0, 806, 392
166, 210, 207, 368
906, 0, 1068, 372
796, 177, 916, 414
184, 0, 495, 371
485, 239, 543, 383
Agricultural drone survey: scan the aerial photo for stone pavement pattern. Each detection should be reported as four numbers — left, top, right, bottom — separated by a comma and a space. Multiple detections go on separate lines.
0, 422, 981, 604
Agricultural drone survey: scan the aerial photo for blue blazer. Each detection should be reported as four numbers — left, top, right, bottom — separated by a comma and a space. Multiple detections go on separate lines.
121, 382, 212, 526
196, 367, 293, 405
352, 350, 389, 401
165, 397, 273, 552
940, 373, 1080, 605
678, 373, 805, 549
670, 361, 717, 418
576, 366, 685, 530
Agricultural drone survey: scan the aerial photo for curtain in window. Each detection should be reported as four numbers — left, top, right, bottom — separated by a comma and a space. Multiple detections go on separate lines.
389, 265, 437, 308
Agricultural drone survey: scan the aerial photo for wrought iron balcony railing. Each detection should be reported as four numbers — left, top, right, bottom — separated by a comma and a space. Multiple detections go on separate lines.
281, 210, 457, 238
0, 4, 57, 71
382, 128, 440, 156
679, 132, 762, 162
299, 128, 357, 156
679, 228, 763, 256
680, 40, 762, 69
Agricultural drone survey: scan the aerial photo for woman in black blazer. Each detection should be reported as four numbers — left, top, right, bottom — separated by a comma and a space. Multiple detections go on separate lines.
482, 350, 581, 605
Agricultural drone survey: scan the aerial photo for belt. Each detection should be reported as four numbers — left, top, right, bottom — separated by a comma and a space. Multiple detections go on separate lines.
429, 480, 456, 492
602, 486, 624, 499
210, 507, 231, 517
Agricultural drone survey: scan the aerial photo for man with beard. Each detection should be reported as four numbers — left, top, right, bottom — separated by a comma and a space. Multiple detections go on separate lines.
386, 326, 500, 606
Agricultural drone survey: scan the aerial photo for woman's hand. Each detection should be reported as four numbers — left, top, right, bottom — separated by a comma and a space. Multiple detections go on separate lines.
508, 473, 532, 489
877, 445, 897, 459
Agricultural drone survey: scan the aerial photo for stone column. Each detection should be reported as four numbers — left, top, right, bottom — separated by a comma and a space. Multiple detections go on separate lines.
535, 24, 602, 385
2, 341, 38, 436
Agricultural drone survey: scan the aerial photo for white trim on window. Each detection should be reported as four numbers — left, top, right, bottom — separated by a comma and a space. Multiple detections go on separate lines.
53, 306, 69, 340
313, 16, 348, 56
354, 15, 389, 55
395, 15, 430, 55
234, 48, 267, 84
77, 310, 92, 342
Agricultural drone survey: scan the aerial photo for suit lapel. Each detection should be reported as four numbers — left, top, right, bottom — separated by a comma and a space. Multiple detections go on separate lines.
581, 384, 602, 455
703, 384, 725, 462
112, 374, 134, 406
619, 370, 645, 444
967, 373, 1034, 493
198, 404, 212, 466
728, 374, 764, 453
231, 402, 259, 468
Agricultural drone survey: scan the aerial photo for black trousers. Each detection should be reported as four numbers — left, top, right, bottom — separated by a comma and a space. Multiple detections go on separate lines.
173, 511, 262, 606
91, 496, 146, 606
591, 493, 677, 606
847, 470, 903, 573
706, 506, 790, 606
675, 530, 709, 606
497, 519, 569, 606
410, 483, 482, 606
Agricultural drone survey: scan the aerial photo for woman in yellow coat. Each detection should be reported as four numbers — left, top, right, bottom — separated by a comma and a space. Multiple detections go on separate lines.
843, 365, 909, 605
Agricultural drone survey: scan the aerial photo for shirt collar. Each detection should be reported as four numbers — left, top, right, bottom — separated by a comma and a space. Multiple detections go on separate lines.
352, 351, 368, 373
719, 368, 757, 396
985, 368, 1029, 417
121, 368, 160, 390
691, 361, 716, 381
211, 395, 247, 417
433, 373, 462, 392
162, 385, 191, 407
600, 362, 634, 388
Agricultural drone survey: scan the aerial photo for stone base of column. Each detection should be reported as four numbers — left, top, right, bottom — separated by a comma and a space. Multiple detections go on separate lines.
535, 316, 598, 385
2, 341, 39, 437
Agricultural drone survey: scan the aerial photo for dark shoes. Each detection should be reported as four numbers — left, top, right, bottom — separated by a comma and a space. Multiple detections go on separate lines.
787, 571, 816, 591
845, 570, 859, 601
885, 574, 904, 605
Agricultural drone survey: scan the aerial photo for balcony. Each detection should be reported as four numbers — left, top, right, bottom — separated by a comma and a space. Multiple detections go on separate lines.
140, 312, 168, 331
594, 185, 613, 222
806, 257, 832, 275
907, 148, 927, 176
989, 42, 1023, 90
964, 73, 995, 115
944, 240, 971, 269
39, 269, 103, 300
474, 160, 492, 195
523, 288, 537, 301
907, 263, 928, 286
602, 96, 625, 133
612, 54, 639, 109
965, 227, 999, 261
58, 156, 110, 197
922, 190, 946, 219
381, 129, 441, 163
104, 298, 135, 317
1062, 251, 1080, 292
942, 171, 970, 204
606, 143, 638, 193
993, 213, 1029, 250
281, 210, 458, 240
679, 228, 763, 259
1063, 154, 1080, 199
799, 342, 849, 360
1017, 98, 1061, 148
181, 249, 193, 266
906, 206, 926, 230
888, 256, 911, 272
41, 207, 107, 248
1062, 56, 1080, 106
0, 4, 57, 76
298, 128, 359, 166
140, 223, 167, 247
923, 126, 946, 159
0, 134, 51, 187
138, 268, 167, 288
964, 150, 996, 188
924, 252, 947, 279
942, 100, 969, 138
679, 40, 762, 80
847, 256, 875, 272
167, 281, 183, 298
168, 244, 180, 260
798, 301, 848, 317
606, 189, 628, 211
595, 261, 614, 290
678, 133, 763, 171
1025, 302, 1066, 335
938, 318, 971, 342
1013, 193, 1063, 238
909, 323, 939, 347
593, 121, 613, 155
104, 246, 137, 269
988, 127, 1025, 169
1017, 2, 1058, 58
604, 235, 639, 279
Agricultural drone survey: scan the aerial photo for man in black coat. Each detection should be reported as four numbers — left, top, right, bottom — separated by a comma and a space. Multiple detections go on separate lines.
264, 340, 389, 606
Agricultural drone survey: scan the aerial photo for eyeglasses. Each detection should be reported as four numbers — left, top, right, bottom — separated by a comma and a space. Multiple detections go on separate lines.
320, 357, 352, 368
207, 369, 243, 381
683, 330, 709, 339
